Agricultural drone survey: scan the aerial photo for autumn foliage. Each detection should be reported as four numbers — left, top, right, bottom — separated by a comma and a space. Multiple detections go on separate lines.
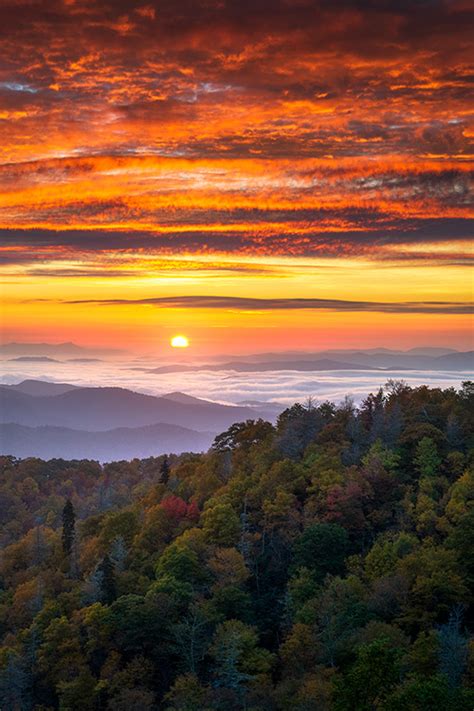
0, 382, 473, 709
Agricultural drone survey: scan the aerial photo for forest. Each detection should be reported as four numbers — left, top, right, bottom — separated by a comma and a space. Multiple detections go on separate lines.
0, 381, 473, 710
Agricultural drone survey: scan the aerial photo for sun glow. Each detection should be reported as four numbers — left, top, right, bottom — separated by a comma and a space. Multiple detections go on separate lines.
0, 0, 471, 354
171, 335, 189, 348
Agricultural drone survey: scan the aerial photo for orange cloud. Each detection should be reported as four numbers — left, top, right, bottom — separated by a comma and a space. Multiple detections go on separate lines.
0, 0, 472, 349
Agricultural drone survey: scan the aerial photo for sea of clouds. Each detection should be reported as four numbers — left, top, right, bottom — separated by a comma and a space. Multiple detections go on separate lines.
0, 357, 471, 408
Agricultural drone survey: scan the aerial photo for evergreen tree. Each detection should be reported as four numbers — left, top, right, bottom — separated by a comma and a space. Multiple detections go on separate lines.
61, 499, 75, 557
160, 455, 170, 485
98, 554, 117, 605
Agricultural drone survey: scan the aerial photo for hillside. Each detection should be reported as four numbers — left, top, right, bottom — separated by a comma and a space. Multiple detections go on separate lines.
0, 382, 472, 710
2, 379, 79, 397
0, 384, 268, 432
148, 349, 474, 374
0, 422, 214, 461
150, 358, 382, 374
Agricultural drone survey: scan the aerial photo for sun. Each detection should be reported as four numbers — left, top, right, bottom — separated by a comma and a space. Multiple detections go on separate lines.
171, 335, 189, 348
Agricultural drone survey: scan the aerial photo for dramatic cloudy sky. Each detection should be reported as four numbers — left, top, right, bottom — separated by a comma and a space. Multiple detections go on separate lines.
0, 0, 472, 353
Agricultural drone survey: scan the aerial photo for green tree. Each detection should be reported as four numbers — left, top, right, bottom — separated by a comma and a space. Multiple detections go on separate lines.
164, 673, 207, 710
334, 638, 402, 710
398, 546, 469, 630
57, 670, 98, 711
108, 595, 167, 656
37, 616, 87, 691
212, 419, 273, 453
292, 523, 349, 583
414, 437, 441, 478
201, 503, 240, 546
155, 543, 202, 585
386, 675, 474, 711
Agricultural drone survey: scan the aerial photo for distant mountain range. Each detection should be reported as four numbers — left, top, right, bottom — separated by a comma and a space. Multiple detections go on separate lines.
0, 422, 213, 461
220, 346, 459, 361
146, 350, 473, 373
1, 343, 472, 461
0, 341, 125, 358
0, 381, 267, 432
148, 359, 380, 374
3, 380, 79, 397
9, 356, 60, 363
2, 342, 471, 371
213, 347, 460, 361
0, 380, 275, 460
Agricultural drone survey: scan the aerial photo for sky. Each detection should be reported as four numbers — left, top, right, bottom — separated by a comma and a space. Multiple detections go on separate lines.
0, 0, 473, 356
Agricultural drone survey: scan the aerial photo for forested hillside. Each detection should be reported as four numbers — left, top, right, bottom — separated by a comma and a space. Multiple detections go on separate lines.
0, 381, 473, 710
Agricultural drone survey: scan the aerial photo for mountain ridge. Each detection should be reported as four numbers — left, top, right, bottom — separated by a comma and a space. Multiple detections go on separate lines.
145, 351, 473, 374
0, 421, 214, 462
0, 384, 270, 433
0, 341, 125, 357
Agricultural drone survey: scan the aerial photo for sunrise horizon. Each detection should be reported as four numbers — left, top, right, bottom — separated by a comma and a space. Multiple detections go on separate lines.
1, 1, 472, 356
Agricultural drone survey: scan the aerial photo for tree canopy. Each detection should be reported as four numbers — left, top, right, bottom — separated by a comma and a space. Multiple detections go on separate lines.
0, 382, 473, 709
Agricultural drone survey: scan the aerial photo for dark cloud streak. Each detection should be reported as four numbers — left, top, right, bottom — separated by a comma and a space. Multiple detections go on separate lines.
62, 294, 473, 315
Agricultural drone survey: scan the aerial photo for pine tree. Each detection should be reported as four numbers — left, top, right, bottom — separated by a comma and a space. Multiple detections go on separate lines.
98, 554, 117, 605
61, 499, 75, 557
160, 455, 170, 485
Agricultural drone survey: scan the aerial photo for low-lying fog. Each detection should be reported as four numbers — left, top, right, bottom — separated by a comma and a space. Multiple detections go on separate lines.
1, 357, 471, 407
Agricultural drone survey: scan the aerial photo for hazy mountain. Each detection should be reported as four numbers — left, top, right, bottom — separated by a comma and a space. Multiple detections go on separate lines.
214, 347, 459, 361
9, 356, 60, 363
197, 349, 473, 371
0, 422, 213, 462
333, 350, 474, 370
0, 341, 125, 358
143, 365, 199, 374
67, 358, 102, 363
238, 400, 285, 420
222, 359, 381, 372
162, 391, 215, 406
0, 382, 281, 459
1, 380, 79, 396
433, 351, 474, 370
0, 385, 268, 432
149, 359, 381, 374
405, 347, 458, 356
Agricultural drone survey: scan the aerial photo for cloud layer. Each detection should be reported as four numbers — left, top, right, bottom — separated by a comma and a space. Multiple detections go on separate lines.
0, 1, 472, 352
0, 0, 472, 268
64, 294, 473, 315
